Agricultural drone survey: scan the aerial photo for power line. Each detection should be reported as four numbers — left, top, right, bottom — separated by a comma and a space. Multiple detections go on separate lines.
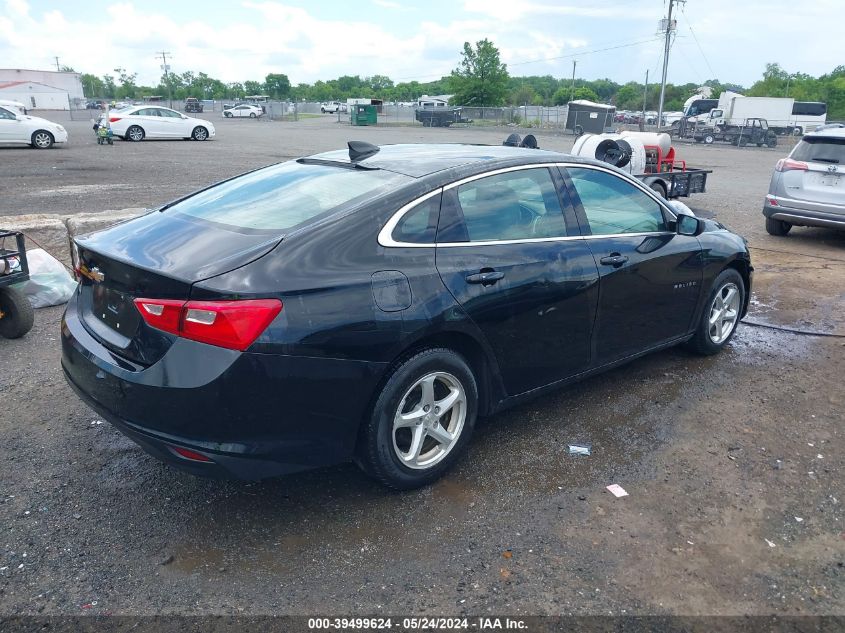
388, 36, 662, 83
683, 11, 717, 79
509, 36, 662, 67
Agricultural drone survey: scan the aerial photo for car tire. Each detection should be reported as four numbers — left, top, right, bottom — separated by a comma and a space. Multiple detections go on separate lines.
685, 268, 745, 356
126, 125, 144, 142
0, 287, 35, 339
224, 112, 232, 118
31, 130, 54, 149
249, 112, 256, 118
191, 126, 209, 141
650, 182, 667, 199
703, 134, 715, 144
767, 137, 778, 148
765, 217, 792, 236
357, 348, 478, 490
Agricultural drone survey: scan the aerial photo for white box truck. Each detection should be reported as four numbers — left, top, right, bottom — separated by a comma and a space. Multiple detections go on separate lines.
706, 93, 795, 135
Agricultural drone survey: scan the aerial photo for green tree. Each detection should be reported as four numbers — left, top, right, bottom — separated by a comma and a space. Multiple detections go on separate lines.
573, 86, 600, 102
81, 73, 104, 98
264, 73, 291, 98
511, 83, 536, 105
243, 80, 263, 95
449, 39, 509, 106
614, 83, 643, 109
551, 86, 570, 106
101, 74, 116, 99
113, 67, 138, 99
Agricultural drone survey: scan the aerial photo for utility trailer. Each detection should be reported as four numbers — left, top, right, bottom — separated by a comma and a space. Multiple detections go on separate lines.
633, 168, 711, 199
415, 107, 469, 127
693, 117, 778, 147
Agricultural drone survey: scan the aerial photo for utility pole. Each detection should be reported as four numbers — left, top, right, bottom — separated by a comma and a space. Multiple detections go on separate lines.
54, 56, 60, 72
156, 51, 173, 108
642, 69, 649, 122
657, 0, 682, 129
570, 60, 577, 101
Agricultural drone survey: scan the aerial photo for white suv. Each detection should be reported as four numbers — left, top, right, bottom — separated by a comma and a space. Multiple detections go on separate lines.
763, 126, 845, 235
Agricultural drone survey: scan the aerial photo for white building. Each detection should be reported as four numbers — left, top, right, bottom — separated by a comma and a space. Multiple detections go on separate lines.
0, 69, 83, 100
0, 81, 70, 110
417, 94, 453, 108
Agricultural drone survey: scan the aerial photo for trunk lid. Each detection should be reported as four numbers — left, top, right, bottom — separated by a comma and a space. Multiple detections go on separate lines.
75, 210, 281, 366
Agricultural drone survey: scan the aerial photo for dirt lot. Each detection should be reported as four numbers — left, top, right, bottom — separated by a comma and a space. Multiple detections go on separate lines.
0, 115, 843, 618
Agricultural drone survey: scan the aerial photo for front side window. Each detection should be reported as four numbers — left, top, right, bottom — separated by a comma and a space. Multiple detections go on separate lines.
566, 167, 668, 235
0, 107, 15, 120
448, 168, 567, 242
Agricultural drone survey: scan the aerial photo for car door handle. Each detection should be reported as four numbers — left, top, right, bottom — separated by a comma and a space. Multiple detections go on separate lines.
465, 270, 505, 285
599, 254, 629, 267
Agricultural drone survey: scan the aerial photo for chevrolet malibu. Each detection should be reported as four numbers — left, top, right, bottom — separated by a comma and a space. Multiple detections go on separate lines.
62, 142, 752, 489
102, 105, 215, 142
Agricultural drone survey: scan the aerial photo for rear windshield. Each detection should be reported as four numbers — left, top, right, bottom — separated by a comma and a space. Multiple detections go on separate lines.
168, 161, 410, 231
791, 137, 845, 164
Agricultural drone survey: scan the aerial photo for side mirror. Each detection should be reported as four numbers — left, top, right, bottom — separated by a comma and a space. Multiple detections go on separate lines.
676, 212, 704, 236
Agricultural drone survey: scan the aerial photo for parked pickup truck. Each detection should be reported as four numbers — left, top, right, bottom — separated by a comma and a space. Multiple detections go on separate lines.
321, 101, 348, 114
184, 97, 203, 113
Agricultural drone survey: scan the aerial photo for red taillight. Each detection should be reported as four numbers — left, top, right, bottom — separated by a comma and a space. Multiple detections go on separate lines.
109, 116, 121, 123
133, 298, 282, 351
775, 158, 809, 172
135, 299, 184, 334
169, 446, 213, 462
766, 197, 778, 206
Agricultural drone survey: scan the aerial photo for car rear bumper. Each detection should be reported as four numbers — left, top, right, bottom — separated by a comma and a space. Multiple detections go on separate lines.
763, 200, 845, 229
61, 291, 386, 480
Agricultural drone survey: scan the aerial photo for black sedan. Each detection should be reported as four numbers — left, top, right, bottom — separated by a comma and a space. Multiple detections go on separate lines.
61, 142, 752, 489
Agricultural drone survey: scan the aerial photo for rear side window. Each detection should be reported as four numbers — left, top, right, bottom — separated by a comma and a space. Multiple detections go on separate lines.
392, 194, 440, 244
791, 137, 845, 164
169, 162, 409, 232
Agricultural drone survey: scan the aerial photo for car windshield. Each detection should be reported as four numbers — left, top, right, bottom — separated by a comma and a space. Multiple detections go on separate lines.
791, 136, 845, 164
168, 161, 410, 232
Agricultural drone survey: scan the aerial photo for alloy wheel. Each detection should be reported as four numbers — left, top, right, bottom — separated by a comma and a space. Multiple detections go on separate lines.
33, 132, 52, 148
193, 127, 208, 140
708, 282, 740, 344
392, 372, 466, 470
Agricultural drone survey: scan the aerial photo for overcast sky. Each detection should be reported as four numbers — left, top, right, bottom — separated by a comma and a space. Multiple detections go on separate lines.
1, 0, 842, 89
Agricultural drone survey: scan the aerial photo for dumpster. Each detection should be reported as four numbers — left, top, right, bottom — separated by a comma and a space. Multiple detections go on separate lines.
350, 104, 377, 126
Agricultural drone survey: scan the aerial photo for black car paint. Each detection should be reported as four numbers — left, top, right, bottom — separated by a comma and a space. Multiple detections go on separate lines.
62, 144, 752, 479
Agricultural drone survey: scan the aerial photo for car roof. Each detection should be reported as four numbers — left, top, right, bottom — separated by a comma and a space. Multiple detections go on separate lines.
309, 143, 591, 178
805, 127, 845, 140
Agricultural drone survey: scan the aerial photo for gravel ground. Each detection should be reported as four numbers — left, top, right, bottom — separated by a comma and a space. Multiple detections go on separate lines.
0, 114, 843, 618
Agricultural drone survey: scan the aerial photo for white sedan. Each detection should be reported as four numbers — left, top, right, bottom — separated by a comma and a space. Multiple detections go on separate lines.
104, 106, 215, 141
0, 105, 68, 149
223, 104, 263, 118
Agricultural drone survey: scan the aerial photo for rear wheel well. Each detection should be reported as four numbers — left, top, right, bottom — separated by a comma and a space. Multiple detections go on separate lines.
393, 332, 496, 416
354, 331, 498, 456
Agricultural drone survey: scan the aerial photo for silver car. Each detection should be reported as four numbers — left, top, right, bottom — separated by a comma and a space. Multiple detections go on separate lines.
763, 126, 845, 235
